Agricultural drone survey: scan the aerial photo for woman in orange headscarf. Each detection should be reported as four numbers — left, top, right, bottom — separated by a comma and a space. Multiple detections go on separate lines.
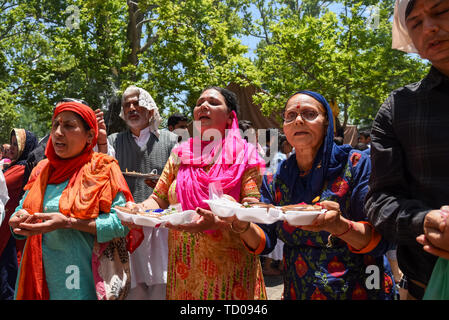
9, 101, 137, 300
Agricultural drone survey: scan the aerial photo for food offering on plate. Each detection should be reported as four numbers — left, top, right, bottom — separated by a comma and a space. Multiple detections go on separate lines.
115, 204, 196, 228
234, 201, 326, 225
279, 203, 323, 213
203, 196, 242, 218
281, 202, 326, 226
114, 205, 176, 219
121, 168, 160, 180
241, 202, 276, 210
234, 202, 281, 224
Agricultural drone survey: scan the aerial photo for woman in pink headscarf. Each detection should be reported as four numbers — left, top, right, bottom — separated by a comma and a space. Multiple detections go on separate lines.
125, 87, 267, 300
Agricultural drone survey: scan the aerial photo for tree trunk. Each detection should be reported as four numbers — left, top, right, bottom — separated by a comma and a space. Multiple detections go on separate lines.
126, 0, 144, 81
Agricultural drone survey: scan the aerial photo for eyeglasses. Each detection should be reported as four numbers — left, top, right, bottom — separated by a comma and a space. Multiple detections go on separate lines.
282, 109, 322, 123
124, 100, 140, 109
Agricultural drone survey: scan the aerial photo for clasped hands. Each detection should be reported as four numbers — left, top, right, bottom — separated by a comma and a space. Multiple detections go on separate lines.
9, 209, 71, 236
416, 207, 449, 260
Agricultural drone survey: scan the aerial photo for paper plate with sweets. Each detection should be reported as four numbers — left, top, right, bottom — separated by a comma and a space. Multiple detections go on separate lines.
234, 202, 326, 225
203, 195, 326, 226
114, 205, 196, 228
202, 198, 243, 218
234, 202, 282, 224
280, 204, 327, 226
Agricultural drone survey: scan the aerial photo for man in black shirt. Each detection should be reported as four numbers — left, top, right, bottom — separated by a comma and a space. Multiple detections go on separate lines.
366, 0, 449, 300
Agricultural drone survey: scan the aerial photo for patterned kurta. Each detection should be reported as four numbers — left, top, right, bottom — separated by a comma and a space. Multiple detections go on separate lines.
12, 183, 128, 300
153, 153, 267, 300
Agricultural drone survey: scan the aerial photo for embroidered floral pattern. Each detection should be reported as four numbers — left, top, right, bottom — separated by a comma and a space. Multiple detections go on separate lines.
294, 254, 308, 278
331, 176, 350, 198
311, 287, 327, 300
327, 256, 346, 278
176, 260, 190, 280
350, 152, 362, 167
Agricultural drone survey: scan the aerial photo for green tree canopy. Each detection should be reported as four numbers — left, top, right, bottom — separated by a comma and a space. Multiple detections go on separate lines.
0, 0, 431, 143
0, 0, 257, 141
247, 0, 429, 129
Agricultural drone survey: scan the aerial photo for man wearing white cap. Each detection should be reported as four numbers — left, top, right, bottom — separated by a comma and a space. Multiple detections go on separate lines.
366, 0, 449, 300
108, 85, 178, 299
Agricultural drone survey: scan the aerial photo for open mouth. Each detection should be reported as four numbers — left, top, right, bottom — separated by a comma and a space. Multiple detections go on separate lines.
428, 39, 446, 50
54, 141, 66, 149
199, 115, 211, 120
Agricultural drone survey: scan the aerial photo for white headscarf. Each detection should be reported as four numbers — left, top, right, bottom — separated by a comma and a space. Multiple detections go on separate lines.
392, 0, 418, 53
120, 85, 162, 137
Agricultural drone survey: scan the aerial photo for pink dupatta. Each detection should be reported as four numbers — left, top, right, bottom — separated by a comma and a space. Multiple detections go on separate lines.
173, 111, 265, 211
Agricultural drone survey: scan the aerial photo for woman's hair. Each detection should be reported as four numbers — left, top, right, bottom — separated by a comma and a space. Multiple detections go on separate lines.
168, 113, 189, 127
238, 119, 253, 132
202, 86, 239, 114
405, 0, 416, 18
278, 133, 287, 147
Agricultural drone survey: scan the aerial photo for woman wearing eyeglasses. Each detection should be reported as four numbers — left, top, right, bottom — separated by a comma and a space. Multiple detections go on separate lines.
233, 91, 397, 300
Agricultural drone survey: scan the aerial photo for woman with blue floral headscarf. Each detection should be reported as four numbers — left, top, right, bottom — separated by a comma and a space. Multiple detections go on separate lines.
232, 91, 396, 300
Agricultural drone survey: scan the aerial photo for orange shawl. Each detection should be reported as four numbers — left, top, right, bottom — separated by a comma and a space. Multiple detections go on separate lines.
15, 153, 134, 300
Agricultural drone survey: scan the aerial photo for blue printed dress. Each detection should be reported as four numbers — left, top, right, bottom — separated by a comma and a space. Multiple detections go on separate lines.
259, 150, 396, 300
256, 90, 396, 300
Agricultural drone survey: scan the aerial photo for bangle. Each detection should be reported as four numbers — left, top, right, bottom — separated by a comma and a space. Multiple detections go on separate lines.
230, 220, 251, 234
333, 220, 354, 237
65, 217, 74, 229
97, 142, 108, 145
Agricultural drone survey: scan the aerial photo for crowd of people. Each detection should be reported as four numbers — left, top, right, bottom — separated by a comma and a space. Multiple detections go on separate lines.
0, 0, 448, 300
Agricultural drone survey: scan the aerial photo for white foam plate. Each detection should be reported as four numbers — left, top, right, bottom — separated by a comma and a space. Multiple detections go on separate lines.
283, 209, 326, 226
115, 207, 196, 228
203, 199, 242, 217
235, 207, 283, 224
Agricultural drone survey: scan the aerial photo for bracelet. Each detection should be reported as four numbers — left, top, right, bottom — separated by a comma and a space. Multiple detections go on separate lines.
230, 220, 251, 234
97, 142, 108, 145
65, 217, 74, 229
333, 220, 354, 237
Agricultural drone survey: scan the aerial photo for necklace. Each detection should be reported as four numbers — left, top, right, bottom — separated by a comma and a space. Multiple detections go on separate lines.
299, 168, 312, 177
299, 162, 321, 177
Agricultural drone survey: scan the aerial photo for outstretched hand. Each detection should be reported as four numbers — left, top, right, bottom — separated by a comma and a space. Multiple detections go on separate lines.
118, 202, 144, 230
299, 201, 343, 234
165, 207, 229, 233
